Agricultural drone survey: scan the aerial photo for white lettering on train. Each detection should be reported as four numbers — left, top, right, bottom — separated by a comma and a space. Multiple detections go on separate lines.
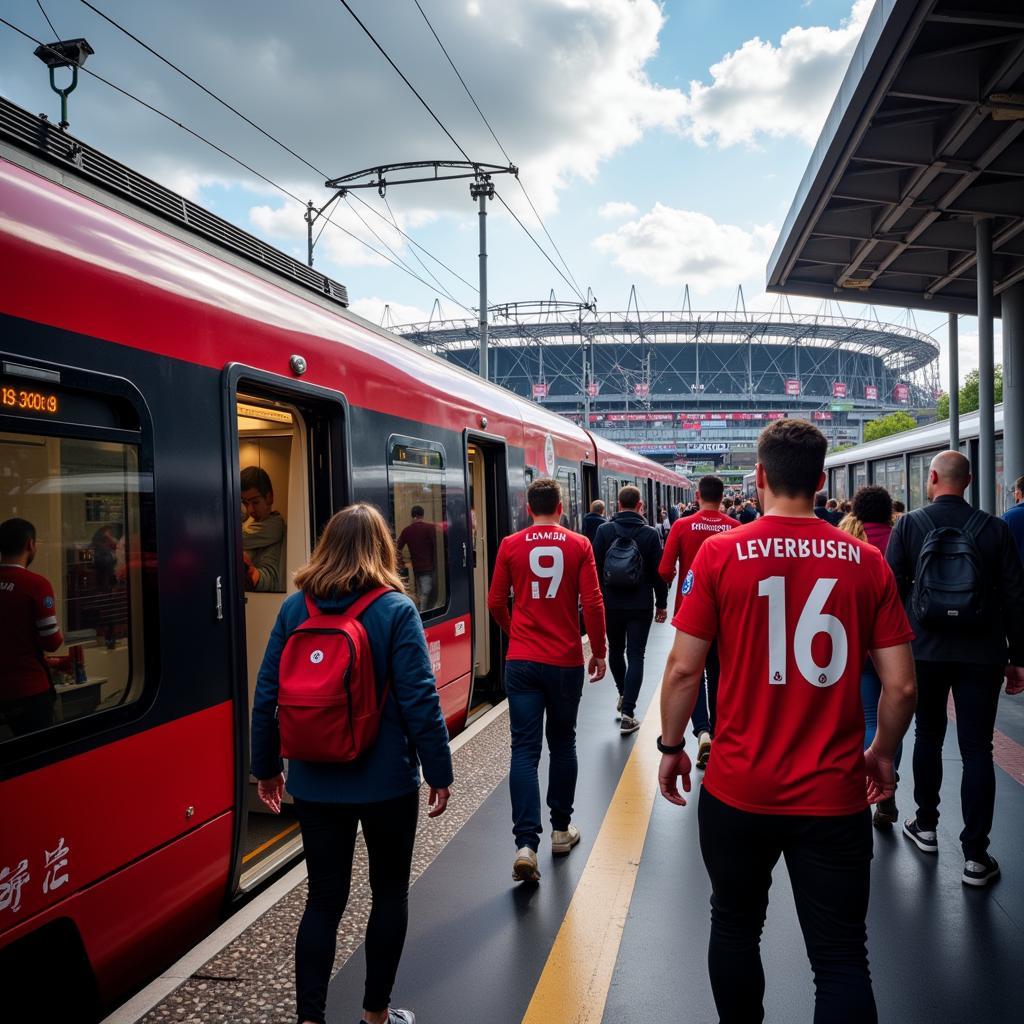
735, 537, 861, 564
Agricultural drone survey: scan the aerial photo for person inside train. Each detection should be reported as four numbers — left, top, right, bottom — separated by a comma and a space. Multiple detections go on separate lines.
0, 518, 62, 737
241, 466, 286, 592
1002, 474, 1024, 563
251, 503, 453, 1024
658, 418, 917, 1024
396, 505, 438, 610
487, 477, 606, 883
592, 485, 668, 736
838, 486, 904, 828
887, 451, 1024, 886
582, 499, 606, 543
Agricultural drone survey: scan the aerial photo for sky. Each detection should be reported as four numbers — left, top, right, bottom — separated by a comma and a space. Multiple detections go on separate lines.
0, 0, 1000, 389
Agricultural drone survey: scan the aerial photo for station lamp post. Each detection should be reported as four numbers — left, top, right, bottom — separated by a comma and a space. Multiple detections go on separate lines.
33, 38, 94, 130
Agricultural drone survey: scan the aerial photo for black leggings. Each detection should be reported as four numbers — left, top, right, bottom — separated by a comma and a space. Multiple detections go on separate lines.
294, 791, 419, 1023
698, 788, 875, 1024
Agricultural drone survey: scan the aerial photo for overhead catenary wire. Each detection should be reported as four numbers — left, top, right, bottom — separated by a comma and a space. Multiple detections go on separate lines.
35, 1, 58, 38
410, 0, 587, 302
0, 16, 459, 300
76, 0, 477, 304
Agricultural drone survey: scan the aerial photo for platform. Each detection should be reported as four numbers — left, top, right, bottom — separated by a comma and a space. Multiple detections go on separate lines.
109, 623, 1024, 1024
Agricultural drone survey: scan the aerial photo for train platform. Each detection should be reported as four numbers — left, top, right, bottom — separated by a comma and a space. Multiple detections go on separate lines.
107, 623, 1024, 1024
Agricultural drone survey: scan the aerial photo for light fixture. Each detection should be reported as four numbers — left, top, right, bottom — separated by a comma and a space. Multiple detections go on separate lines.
33, 38, 94, 130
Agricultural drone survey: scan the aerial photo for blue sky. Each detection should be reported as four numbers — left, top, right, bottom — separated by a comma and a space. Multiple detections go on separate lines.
0, 1, 991, 384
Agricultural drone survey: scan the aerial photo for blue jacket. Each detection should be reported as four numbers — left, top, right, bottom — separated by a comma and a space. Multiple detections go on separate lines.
250, 587, 453, 803
1003, 502, 1024, 565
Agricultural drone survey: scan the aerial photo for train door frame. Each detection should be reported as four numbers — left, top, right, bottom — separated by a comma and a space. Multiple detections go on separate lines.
463, 430, 510, 710
645, 479, 655, 524
582, 462, 599, 512
221, 364, 350, 897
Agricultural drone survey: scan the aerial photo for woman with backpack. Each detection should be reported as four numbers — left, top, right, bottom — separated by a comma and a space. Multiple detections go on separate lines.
251, 503, 454, 1024
838, 485, 903, 828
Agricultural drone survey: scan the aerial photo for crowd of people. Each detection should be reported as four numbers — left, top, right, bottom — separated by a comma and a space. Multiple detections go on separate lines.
242, 419, 1024, 1024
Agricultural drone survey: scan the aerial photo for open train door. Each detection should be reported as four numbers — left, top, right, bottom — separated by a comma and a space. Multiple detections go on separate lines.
582, 461, 599, 512
464, 432, 510, 713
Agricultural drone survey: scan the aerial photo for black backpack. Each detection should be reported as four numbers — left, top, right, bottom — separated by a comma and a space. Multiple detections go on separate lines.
603, 525, 644, 589
910, 507, 989, 628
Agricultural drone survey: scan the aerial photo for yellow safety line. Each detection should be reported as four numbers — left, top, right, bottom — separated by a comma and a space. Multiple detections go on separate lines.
522, 685, 665, 1024
242, 821, 300, 864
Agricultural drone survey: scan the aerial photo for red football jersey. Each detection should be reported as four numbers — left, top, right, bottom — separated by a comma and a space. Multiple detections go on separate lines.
659, 510, 738, 615
488, 524, 606, 667
673, 515, 913, 816
0, 564, 64, 700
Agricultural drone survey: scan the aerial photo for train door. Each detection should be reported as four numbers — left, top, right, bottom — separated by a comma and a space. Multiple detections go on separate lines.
582, 462, 599, 511
645, 479, 656, 524
226, 374, 346, 893
466, 436, 509, 711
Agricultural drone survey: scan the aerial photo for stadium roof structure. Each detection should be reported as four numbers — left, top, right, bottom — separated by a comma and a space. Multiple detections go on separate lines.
397, 301, 940, 375
767, 0, 1024, 315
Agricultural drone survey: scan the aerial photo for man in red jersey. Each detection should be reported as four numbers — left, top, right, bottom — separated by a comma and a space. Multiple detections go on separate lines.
658, 475, 737, 768
488, 478, 607, 883
657, 420, 917, 1024
0, 518, 63, 738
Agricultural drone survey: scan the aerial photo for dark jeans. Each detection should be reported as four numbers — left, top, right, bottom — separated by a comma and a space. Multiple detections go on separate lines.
0, 691, 53, 737
689, 642, 721, 738
505, 659, 585, 851
606, 609, 653, 717
912, 661, 1003, 860
294, 791, 419, 1023
860, 660, 903, 772
698, 789, 876, 1024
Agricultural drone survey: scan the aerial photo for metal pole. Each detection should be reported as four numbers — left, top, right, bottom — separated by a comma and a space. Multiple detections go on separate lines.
948, 313, 959, 450
582, 338, 590, 424
478, 190, 488, 381
1002, 281, 1024, 511
977, 217, 995, 512
306, 201, 314, 269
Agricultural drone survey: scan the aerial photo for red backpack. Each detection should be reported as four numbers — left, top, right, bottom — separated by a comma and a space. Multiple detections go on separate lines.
276, 587, 392, 763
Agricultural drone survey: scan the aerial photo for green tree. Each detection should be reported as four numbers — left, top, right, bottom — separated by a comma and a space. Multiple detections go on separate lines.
936, 365, 1002, 420
863, 410, 917, 442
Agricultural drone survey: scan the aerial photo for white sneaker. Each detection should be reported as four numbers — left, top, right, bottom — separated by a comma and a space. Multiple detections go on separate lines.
619, 714, 641, 735
513, 847, 541, 882
697, 731, 712, 770
615, 694, 623, 719
551, 823, 581, 855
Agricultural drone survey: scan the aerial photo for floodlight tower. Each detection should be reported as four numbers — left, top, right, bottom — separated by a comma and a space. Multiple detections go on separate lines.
33, 38, 94, 130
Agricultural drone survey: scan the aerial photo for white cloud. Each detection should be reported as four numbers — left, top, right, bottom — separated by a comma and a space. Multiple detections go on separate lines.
593, 204, 777, 291
598, 201, 639, 219
681, 0, 873, 147
349, 297, 434, 328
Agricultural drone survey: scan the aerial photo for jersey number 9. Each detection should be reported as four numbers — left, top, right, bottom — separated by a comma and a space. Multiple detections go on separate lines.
529, 546, 565, 599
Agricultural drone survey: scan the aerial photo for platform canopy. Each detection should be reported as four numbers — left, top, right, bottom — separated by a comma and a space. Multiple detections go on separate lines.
767, 0, 1024, 316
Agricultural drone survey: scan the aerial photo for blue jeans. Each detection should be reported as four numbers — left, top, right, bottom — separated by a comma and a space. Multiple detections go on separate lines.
689, 642, 720, 738
860, 661, 903, 771
505, 659, 585, 851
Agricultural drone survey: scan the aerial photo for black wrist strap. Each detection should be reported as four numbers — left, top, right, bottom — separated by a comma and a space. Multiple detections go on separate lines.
657, 734, 686, 754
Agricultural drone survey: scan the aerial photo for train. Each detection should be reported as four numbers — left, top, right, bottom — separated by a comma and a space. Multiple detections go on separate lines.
0, 97, 686, 1018
824, 405, 1010, 515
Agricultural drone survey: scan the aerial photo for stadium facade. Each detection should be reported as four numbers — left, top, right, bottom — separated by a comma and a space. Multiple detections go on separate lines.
398, 299, 941, 476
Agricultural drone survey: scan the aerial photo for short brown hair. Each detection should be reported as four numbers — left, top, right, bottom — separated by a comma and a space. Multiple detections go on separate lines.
240, 465, 273, 497
697, 476, 724, 503
618, 485, 641, 510
757, 419, 827, 500
1015, 475, 1024, 494
293, 503, 403, 599
527, 478, 562, 516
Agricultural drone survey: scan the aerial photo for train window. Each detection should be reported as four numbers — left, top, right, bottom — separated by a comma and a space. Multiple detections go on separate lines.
389, 439, 449, 617
852, 463, 867, 492
0, 431, 148, 743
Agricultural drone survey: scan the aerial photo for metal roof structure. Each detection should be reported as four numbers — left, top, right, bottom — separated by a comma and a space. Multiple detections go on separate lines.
767, 0, 1024, 315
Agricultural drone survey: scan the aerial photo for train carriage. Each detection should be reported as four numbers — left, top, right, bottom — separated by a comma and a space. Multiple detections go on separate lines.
0, 98, 682, 1017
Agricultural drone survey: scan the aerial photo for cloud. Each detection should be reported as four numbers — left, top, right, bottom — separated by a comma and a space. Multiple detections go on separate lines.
598, 201, 639, 220
0, 0, 685, 219
681, 0, 873, 147
593, 204, 777, 291
348, 296, 434, 329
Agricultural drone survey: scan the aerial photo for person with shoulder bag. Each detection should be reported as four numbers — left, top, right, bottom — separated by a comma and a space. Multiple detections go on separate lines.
887, 452, 1024, 887
251, 503, 453, 1024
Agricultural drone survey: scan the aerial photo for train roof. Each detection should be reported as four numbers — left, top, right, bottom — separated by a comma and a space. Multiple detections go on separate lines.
824, 404, 1004, 467
0, 94, 675, 483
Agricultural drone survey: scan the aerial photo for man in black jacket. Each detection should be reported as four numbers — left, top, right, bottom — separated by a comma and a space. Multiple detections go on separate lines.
582, 500, 606, 543
887, 450, 1024, 886
593, 486, 668, 735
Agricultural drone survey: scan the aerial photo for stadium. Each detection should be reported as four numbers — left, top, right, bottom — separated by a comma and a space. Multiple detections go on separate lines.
397, 294, 942, 476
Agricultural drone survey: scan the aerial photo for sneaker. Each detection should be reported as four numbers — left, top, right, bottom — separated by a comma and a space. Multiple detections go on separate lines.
551, 823, 581, 856
696, 732, 712, 770
512, 847, 541, 882
872, 795, 898, 829
902, 818, 938, 853
361, 1012, 416, 1024
615, 695, 623, 719
619, 714, 640, 735
962, 855, 1000, 888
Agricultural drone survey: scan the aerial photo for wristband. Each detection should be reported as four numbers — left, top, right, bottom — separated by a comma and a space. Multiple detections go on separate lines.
657, 734, 686, 755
